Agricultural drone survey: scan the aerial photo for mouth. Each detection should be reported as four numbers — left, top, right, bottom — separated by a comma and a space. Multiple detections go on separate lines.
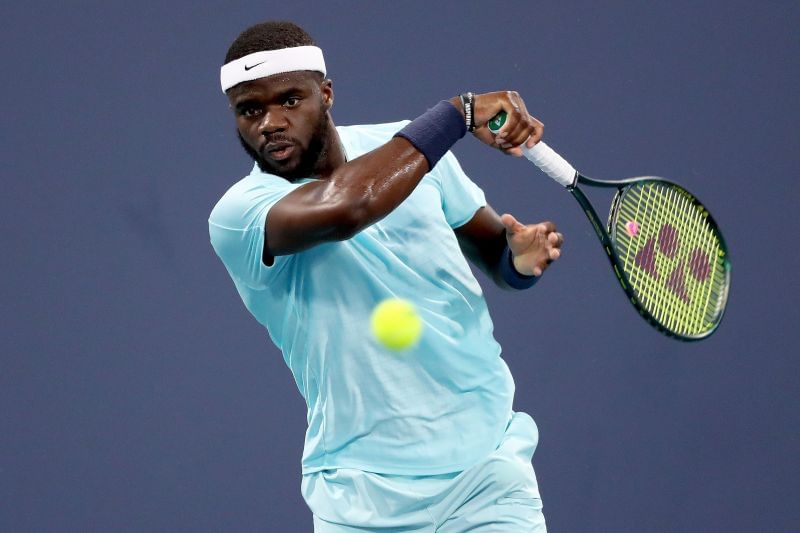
263, 141, 296, 162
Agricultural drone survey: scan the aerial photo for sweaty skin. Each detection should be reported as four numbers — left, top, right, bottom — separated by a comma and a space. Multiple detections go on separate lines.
227, 72, 562, 285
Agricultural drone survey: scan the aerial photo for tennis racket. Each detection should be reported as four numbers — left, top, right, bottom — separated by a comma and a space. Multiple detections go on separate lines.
489, 112, 730, 341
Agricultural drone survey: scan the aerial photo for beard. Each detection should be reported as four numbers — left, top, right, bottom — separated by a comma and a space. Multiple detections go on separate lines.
237, 110, 330, 182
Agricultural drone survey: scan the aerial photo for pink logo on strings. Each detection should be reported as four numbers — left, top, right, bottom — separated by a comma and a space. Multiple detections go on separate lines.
633, 223, 711, 303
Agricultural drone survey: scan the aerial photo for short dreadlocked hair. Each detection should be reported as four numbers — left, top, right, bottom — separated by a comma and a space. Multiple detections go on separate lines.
224, 21, 316, 64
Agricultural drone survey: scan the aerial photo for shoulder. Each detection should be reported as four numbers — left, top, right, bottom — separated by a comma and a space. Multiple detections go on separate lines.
209, 167, 295, 230
336, 120, 411, 137
336, 120, 411, 154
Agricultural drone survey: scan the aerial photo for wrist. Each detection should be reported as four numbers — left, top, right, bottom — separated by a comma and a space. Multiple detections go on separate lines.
500, 246, 538, 290
449, 93, 476, 132
393, 100, 466, 170
459, 92, 476, 132
449, 96, 464, 116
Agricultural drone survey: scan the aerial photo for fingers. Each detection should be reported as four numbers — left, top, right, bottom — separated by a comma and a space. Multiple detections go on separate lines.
507, 221, 564, 277
544, 229, 563, 266
472, 91, 544, 154
500, 213, 525, 234
548, 231, 565, 246
496, 117, 543, 155
491, 92, 543, 148
508, 221, 558, 244
496, 93, 540, 147
524, 118, 544, 148
548, 245, 561, 261
513, 95, 543, 147
537, 220, 557, 234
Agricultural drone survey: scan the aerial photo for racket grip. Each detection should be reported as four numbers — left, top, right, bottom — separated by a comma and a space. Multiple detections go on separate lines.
520, 142, 577, 188
488, 112, 577, 188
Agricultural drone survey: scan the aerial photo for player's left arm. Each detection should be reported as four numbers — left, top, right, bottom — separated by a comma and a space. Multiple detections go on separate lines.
455, 205, 563, 290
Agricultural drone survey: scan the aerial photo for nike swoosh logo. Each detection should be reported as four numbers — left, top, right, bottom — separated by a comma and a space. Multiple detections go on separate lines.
244, 61, 266, 71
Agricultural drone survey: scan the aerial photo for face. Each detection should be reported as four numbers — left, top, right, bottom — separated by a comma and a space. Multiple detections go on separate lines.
228, 71, 333, 180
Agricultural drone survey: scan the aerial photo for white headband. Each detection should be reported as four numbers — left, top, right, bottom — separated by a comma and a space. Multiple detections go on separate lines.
220, 46, 326, 93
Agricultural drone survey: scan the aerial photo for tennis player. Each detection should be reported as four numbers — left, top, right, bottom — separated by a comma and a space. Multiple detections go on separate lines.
209, 21, 562, 532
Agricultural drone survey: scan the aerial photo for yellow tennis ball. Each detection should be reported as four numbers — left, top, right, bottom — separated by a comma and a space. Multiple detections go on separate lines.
370, 298, 423, 351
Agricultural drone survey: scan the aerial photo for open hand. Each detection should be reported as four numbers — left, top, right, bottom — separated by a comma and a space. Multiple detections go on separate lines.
501, 214, 563, 276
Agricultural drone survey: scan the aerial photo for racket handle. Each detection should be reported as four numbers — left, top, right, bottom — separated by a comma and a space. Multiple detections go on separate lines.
488, 112, 577, 188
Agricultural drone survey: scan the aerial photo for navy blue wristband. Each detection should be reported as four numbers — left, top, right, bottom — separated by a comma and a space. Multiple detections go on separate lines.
394, 100, 467, 169
500, 246, 539, 290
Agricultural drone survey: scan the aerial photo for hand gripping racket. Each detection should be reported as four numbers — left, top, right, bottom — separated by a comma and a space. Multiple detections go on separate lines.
489, 112, 731, 341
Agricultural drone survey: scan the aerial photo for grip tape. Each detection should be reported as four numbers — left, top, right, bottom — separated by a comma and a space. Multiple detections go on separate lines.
520, 142, 577, 188
488, 111, 577, 188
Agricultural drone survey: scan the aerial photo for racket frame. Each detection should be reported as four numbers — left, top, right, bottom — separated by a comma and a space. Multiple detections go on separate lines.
569, 174, 731, 341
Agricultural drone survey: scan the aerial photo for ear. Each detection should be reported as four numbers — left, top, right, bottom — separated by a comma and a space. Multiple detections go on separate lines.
320, 79, 334, 110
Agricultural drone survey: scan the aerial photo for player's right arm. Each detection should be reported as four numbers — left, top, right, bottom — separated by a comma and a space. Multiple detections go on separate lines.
264, 136, 427, 260
263, 91, 542, 262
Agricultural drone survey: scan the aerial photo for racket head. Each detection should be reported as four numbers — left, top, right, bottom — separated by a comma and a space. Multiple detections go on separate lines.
603, 177, 730, 340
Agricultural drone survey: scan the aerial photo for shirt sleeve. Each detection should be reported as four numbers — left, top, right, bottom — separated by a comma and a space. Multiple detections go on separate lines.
434, 150, 487, 228
208, 176, 302, 289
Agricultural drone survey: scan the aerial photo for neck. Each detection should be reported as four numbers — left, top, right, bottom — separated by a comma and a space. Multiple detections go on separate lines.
313, 114, 346, 179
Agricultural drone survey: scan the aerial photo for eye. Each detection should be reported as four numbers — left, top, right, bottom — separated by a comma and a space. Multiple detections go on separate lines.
235, 101, 262, 118
284, 96, 301, 108
239, 105, 262, 118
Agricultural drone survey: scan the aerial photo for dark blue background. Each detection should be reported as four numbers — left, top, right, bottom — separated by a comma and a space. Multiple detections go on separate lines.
2, 1, 798, 531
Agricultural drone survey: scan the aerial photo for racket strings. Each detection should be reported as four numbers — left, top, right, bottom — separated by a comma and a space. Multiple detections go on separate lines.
680, 190, 718, 331
614, 182, 727, 336
626, 184, 722, 334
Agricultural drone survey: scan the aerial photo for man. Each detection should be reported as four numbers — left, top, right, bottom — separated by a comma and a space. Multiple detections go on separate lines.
209, 20, 562, 532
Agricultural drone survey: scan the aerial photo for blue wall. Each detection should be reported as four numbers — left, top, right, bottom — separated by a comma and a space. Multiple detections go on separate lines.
2, 1, 798, 531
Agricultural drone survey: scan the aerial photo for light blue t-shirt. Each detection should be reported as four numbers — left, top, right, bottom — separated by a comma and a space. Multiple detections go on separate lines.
208, 121, 515, 475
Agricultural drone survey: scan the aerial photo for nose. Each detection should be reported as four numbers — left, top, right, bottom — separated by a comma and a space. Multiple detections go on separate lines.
259, 107, 288, 136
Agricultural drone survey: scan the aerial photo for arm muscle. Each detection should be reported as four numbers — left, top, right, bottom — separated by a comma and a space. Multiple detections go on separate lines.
266, 137, 428, 258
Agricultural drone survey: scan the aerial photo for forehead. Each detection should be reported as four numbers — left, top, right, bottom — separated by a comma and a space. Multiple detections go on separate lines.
226, 71, 320, 102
